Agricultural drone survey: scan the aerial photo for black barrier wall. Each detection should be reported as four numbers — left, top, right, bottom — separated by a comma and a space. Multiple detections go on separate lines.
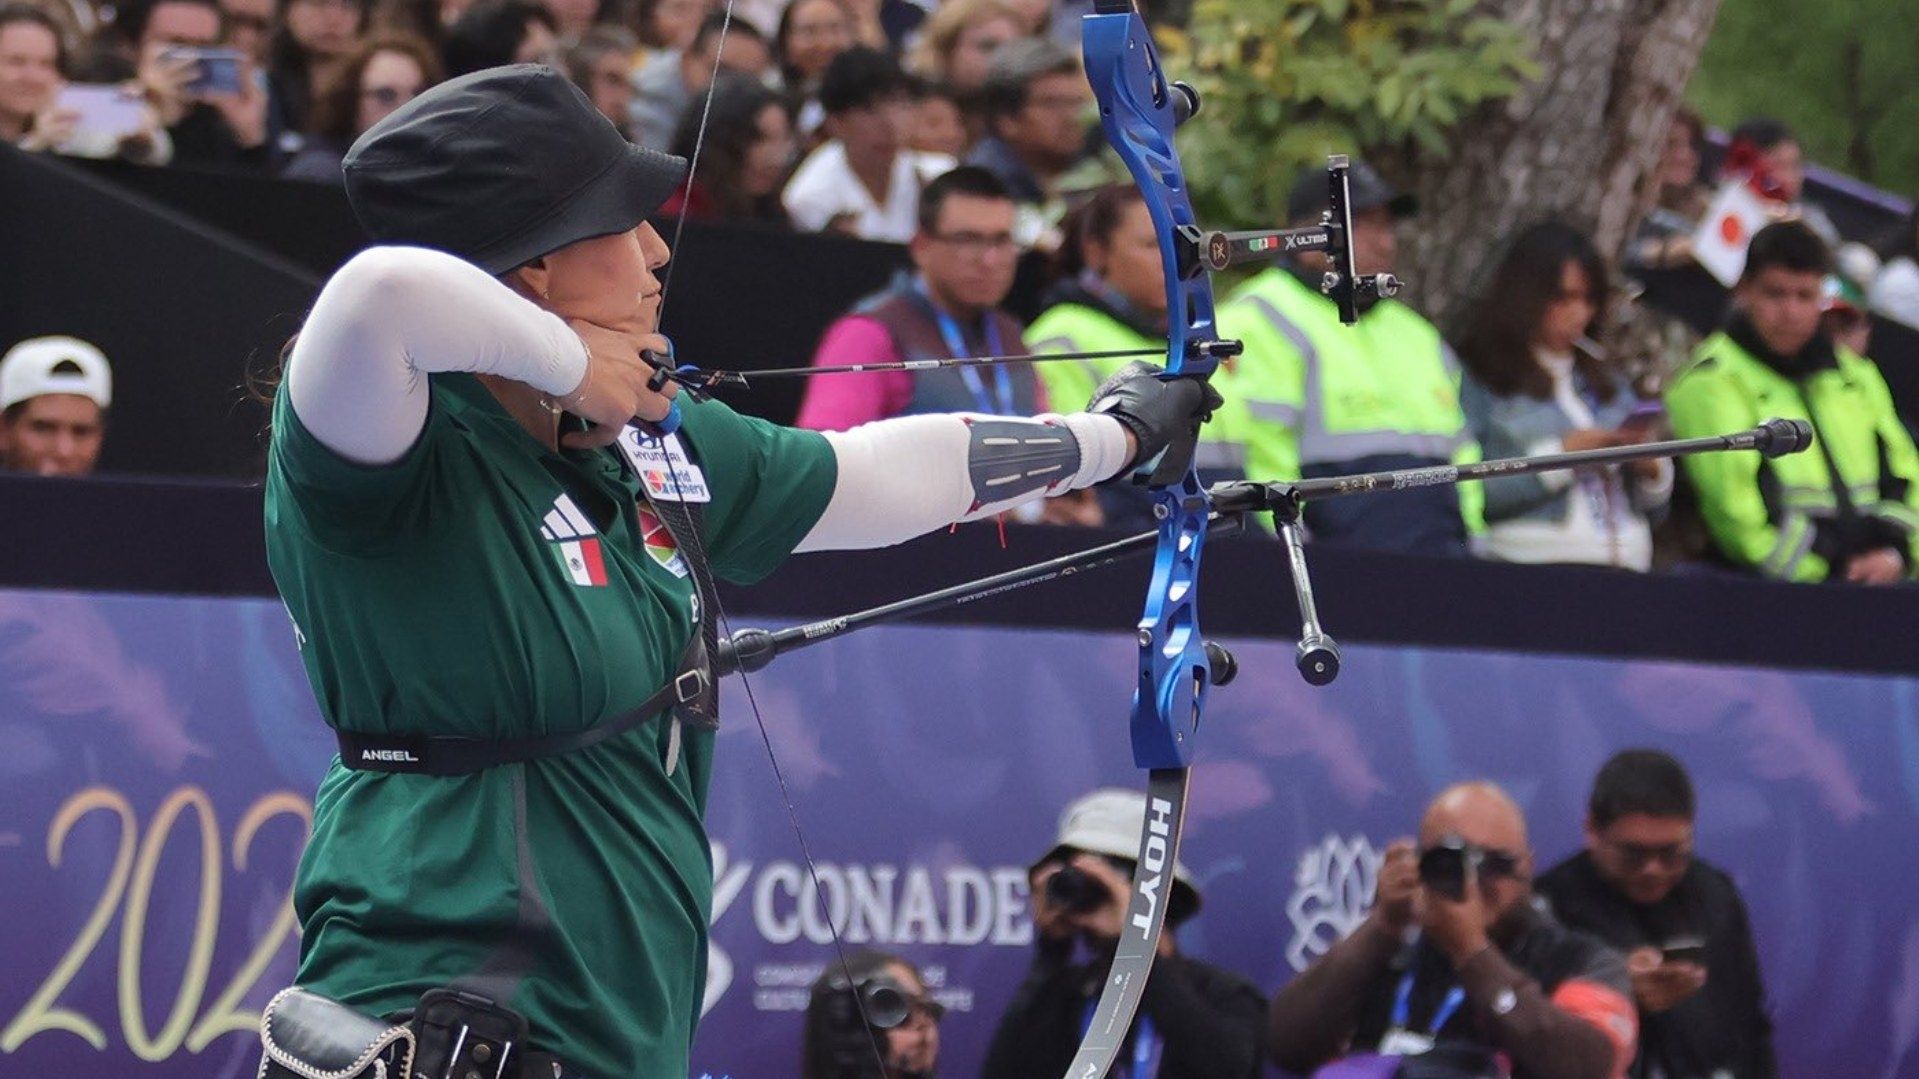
1, 472, 1909, 678
1, 147, 318, 476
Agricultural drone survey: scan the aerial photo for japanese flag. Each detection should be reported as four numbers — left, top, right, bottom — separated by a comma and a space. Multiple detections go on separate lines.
1693, 181, 1774, 287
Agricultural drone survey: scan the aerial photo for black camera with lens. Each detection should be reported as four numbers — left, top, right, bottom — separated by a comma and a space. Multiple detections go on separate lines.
815, 971, 942, 1079
822, 972, 917, 1032
1417, 835, 1520, 902
1045, 853, 1138, 915
1044, 862, 1114, 915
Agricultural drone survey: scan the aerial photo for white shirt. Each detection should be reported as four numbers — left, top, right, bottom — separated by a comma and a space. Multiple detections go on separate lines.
1482, 349, 1670, 571
781, 142, 955, 243
1869, 256, 1919, 330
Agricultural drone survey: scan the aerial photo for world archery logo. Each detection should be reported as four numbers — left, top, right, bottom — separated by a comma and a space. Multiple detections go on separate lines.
638, 505, 689, 578
541, 493, 608, 587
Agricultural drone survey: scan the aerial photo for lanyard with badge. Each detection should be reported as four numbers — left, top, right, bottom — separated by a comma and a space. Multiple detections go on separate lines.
1375, 972, 1466, 1057
1080, 999, 1162, 1079
614, 412, 713, 778
914, 282, 1015, 415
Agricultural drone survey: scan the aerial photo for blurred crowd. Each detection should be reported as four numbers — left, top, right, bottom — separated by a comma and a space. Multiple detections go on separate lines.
796, 751, 1775, 1079
0, 0, 1103, 226
4, 0, 1918, 587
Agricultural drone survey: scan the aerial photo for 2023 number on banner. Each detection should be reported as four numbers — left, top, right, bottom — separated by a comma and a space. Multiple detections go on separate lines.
1, 786, 311, 1061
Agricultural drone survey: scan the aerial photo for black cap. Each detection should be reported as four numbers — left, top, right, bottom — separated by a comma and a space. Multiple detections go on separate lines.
343, 64, 688, 274
1285, 159, 1417, 225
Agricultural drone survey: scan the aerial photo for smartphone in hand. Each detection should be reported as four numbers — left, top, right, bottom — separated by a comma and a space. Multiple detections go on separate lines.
52, 84, 148, 157
1617, 400, 1666, 438
162, 45, 245, 95
1660, 936, 1708, 967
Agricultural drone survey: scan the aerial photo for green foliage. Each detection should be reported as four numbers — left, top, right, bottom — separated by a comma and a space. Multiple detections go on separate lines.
1161, 0, 1536, 228
1689, 0, 1919, 199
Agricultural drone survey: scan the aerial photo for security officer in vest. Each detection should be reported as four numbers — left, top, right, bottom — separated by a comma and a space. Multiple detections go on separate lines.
1027, 183, 1253, 529
253, 66, 1218, 1079
1217, 162, 1485, 555
1665, 220, 1919, 583
795, 166, 1041, 432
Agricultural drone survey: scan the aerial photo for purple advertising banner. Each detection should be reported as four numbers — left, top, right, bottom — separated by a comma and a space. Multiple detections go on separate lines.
2, 586, 1917, 1077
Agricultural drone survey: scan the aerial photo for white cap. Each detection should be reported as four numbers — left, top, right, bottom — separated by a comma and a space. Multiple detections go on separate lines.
1035, 788, 1202, 919
0, 336, 113, 411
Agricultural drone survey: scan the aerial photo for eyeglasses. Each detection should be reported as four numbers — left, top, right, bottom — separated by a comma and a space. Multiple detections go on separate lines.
361, 85, 415, 107
928, 231, 1019, 257
1603, 837, 1692, 871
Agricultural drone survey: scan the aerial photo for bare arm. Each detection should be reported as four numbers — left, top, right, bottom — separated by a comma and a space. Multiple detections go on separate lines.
1266, 916, 1403, 1073
1453, 946, 1635, 1079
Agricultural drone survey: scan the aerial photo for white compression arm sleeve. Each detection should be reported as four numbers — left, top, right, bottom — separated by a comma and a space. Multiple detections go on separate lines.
284, 246, 589, 466
796, 411, 1131, 552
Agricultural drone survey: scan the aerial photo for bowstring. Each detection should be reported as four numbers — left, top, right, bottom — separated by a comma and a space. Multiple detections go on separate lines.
655, 0, 732, 321
642, 429, 893, 1077
645, 3, 892, 1070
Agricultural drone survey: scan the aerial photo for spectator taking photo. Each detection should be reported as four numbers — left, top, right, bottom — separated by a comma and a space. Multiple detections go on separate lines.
1268, 782, 1638, 1079
981, 788, 1267, 1078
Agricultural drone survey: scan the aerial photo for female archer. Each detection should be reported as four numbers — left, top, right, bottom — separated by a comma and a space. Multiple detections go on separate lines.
256, 63, 1212, 1078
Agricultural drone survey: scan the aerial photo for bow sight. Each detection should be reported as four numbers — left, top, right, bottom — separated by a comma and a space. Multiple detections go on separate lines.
1183, 154, 1403, 324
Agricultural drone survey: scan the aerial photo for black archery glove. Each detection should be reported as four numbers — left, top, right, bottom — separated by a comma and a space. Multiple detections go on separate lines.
1088, 361, 1224, 477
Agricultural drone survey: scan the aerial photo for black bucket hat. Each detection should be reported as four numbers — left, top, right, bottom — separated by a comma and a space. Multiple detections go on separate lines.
342, 64, 688, 274
1286, 158, 1418, 225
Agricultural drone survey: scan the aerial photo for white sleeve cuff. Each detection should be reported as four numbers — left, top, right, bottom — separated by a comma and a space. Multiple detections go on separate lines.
1050, 412, 1132, 488
798, 411, 1131, 553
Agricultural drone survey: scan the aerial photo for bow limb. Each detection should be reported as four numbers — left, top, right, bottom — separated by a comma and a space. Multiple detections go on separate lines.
1067, 3, 1234, 1076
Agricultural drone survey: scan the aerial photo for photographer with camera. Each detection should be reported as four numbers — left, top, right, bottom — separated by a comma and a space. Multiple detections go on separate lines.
980, 788, 1267, 1078
802, 949, 942, 1079
1268, 782, 1637, 1079
1536, 751, 1777, 1079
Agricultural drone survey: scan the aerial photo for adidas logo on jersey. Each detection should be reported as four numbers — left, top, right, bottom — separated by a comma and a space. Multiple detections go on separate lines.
541, 493, 608, 587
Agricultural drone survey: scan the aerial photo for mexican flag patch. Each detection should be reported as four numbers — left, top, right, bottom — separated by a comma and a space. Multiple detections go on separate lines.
541, 493, 608, 587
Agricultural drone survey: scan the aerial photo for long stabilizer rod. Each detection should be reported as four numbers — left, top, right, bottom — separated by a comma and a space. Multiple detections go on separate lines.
713, 420, 1813, 679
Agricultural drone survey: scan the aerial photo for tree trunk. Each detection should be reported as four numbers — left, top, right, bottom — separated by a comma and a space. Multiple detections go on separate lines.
1391, 0, 1722, 333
